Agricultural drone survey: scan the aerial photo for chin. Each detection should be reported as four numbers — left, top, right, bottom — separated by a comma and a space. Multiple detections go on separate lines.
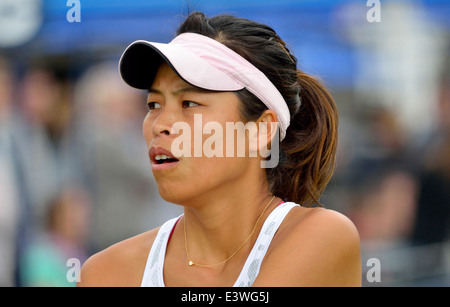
155, 181, 197, 206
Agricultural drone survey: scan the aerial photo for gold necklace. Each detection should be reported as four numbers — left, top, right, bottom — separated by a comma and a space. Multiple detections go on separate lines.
184, 195, 276, 267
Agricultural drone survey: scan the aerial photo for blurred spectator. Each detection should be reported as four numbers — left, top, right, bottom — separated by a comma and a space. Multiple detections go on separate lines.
10, 62, 79, 286
349, 167, 418, 246
339, 107, 421, 286
0, 57, 20, 286
342, 106, 418, 246
13, 63, 77, 226
412, 116, 450, 245
408, 133, 450, 281
21, 66, 71, 204
19, 186, 91, 287
416, 54, 450, 241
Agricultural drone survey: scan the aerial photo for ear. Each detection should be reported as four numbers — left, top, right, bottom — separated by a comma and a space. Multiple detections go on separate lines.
248, 109, 278, 155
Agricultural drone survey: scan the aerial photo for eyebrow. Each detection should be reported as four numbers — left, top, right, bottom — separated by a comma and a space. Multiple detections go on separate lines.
148, 85, 215, 96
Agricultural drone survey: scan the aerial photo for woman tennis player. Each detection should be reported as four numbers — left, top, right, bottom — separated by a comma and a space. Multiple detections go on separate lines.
78, 12, 361, 287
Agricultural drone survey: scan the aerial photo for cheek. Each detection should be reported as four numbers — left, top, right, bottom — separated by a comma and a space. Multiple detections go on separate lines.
142, 114, 153, 147
155, 154, 248, 204
191, 154, 250, 188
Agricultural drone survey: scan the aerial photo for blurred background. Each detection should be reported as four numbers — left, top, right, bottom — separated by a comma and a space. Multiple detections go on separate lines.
0, 0, 448, 286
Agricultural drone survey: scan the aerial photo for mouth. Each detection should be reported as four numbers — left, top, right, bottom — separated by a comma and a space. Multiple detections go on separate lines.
154, 154, 179, 164
149, 147, 180, 170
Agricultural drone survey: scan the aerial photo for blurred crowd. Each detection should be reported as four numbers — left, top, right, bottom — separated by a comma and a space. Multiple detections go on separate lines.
0, 1, 449, 287
0, 58, 181, 286
328, 52, 450, 285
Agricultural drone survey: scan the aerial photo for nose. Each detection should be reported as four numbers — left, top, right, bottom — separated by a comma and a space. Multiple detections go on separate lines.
149, 108, 177, 138
143, 112, 170, 148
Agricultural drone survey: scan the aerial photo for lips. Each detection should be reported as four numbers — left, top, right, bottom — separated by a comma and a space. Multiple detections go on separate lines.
149, 146, 180, 170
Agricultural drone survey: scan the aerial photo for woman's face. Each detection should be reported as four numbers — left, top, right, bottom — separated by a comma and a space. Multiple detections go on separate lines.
143, 62, 254, 205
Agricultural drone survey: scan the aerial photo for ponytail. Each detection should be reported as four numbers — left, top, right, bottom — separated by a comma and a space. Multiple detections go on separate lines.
270, 71, 338, 207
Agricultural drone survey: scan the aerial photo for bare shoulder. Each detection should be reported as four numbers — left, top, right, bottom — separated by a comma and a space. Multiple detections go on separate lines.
289, 206, 360, 241
77, 227, 160, 287
254, 206, 361, 287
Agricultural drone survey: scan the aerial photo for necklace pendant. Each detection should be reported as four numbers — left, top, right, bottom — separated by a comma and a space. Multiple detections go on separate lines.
188, 260, 194, 266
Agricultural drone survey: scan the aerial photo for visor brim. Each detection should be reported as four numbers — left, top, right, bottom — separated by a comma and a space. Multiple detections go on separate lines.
119, 40, 244, 92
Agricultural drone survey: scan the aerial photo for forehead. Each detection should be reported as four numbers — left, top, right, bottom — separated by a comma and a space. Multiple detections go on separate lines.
149, 62, 220, 96
151, 62, 187, 90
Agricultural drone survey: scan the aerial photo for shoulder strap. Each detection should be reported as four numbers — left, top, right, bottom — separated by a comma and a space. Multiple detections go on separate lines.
140, 215, 182, 287
233, 202, 299, 287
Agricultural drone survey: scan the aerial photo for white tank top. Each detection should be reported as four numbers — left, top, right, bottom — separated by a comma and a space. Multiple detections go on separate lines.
140, 202, 299, 287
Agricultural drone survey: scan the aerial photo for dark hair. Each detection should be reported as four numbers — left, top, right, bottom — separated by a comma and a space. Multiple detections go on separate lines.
177, 12, 338, 207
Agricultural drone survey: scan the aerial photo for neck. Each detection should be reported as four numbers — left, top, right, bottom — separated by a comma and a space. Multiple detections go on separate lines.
180, 171, 279, 268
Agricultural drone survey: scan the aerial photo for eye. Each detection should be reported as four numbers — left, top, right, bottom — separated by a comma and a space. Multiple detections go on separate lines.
182, 101, 199, 108
146, 102, 162, 111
